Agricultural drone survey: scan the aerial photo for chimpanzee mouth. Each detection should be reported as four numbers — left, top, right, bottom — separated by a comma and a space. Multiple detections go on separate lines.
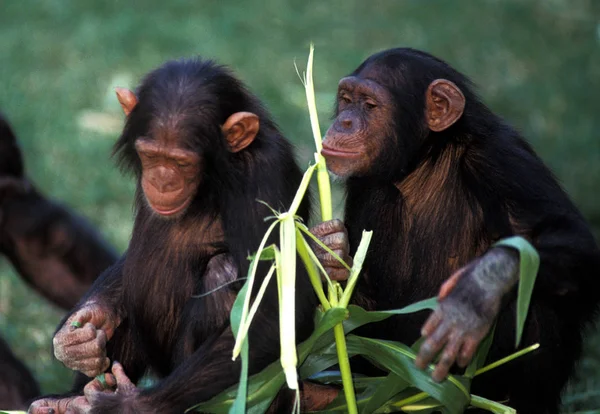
150, 197, 193, 216
321, 146, 360, 159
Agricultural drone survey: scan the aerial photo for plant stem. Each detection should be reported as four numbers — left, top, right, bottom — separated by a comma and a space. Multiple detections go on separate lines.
333, 323, 357, 414
305, 44, 357, 413
474, 343, 540, 377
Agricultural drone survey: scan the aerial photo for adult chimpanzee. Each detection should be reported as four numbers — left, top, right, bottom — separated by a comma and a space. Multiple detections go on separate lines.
312, 48, 600, 413
0, 336, 40, 410
29, 58, 315, 414
0, 113, 118, 309
0, 113, 117, 409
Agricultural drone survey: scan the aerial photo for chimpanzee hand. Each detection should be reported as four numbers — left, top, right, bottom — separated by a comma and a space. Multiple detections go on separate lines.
309, 219, 353, 281
83, 362, 149, 413
415, 247, 519, 382
53, 302, 121, 377
27, 395, 89, 414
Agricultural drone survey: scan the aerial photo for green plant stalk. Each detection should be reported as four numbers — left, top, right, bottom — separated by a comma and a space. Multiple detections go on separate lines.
305, 44, 333, 221
296, 230, 330, 309
304, 44, 357, 414
474, 343, 540, 377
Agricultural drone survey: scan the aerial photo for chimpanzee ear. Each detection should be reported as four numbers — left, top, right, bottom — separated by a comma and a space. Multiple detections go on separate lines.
115, 87, 138, 116
222, 112, 260, 153
425, 79, 465, 132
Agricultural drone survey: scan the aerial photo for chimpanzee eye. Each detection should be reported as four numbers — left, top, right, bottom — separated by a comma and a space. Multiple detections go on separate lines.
364, 101, 377, 110
340, 94, 352, 104
177, 161, 191, 168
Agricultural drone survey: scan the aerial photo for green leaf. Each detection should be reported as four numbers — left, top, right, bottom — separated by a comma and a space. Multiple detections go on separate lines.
344, 336, 471, 414
360, 372, 410, 414
190, 307, 348, 413
464, 325, 496, 378
493, 236, 540, 347
246, 244, 276, 261
340, 230, 373, 307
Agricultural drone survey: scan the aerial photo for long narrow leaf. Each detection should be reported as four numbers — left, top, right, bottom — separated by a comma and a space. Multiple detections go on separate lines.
345, 336, 471, 414
278, 217, 299, 389
232, 219, 280, 359
493, 236, 540, 347
340, 230, 373, 307
295, 228, 331, 308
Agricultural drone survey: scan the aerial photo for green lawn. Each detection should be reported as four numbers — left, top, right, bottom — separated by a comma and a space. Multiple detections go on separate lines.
0, 0, 599, 411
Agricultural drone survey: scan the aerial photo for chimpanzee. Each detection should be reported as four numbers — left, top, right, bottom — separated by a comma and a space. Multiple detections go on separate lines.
0, 113, 117, 410
0, 113, 118, 310
0, 336, 40, 410
312, 48, 600, 413
29, 58, 316, 414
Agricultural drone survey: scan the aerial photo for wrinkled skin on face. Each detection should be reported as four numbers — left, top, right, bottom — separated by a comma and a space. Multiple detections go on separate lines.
117, 88, 260, 219
321, 76, 395, 178
135, 138, 201, 217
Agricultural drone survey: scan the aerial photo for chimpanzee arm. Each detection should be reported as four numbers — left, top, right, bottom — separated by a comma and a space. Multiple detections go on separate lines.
87, 306, 281, 414
416, 138, 600, 381
0, 186, 117, 310
29, 259, 129, 414
53, 257, 126, 377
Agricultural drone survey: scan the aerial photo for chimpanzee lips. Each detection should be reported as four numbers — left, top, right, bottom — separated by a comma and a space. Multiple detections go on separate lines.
150, 196, 193, 216
321, 144, 360, 159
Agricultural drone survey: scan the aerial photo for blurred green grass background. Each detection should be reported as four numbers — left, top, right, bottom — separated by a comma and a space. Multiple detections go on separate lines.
0, 0, 599, 411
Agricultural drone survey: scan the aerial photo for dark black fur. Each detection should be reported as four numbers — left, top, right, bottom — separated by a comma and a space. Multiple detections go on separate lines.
341, 49, 600, 413
0, 114, 117, 408
0, 336, 40, 410
62, 59, 315, 413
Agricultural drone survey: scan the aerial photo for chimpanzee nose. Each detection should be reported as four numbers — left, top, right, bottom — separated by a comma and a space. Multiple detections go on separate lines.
149, 167, 180, 193
341, 118, 353, 129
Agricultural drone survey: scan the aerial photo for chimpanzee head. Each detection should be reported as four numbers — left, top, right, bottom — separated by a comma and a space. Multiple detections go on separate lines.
113, 59, 263, 218
322, 48, 477, 182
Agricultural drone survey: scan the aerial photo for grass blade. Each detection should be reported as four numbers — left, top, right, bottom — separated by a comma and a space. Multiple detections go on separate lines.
493, 236, 540, 347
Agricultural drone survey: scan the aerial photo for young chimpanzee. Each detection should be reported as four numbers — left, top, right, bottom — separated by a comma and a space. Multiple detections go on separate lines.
0, 113, 118, 310
29, 58, 316, 414
0, 114, 117, 409
312, 48, 600, 413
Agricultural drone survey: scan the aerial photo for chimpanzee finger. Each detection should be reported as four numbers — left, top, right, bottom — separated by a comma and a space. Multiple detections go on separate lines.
415, 320, 451, 369
112, 361, 136, 392
69, 309, 96, 331
57, 323, 97, 348
310, 219, 346, 239
438, 268, 466, 300
328, 268, 350, 282
457, 336, 480, 368
432, 332, 462, 382
27, 399, 54, 414
421, 309, 443, 337
79, 357, 111, 378
320, 249, 352, 269
65, 396, 92, 414
61, 329, 106, 361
